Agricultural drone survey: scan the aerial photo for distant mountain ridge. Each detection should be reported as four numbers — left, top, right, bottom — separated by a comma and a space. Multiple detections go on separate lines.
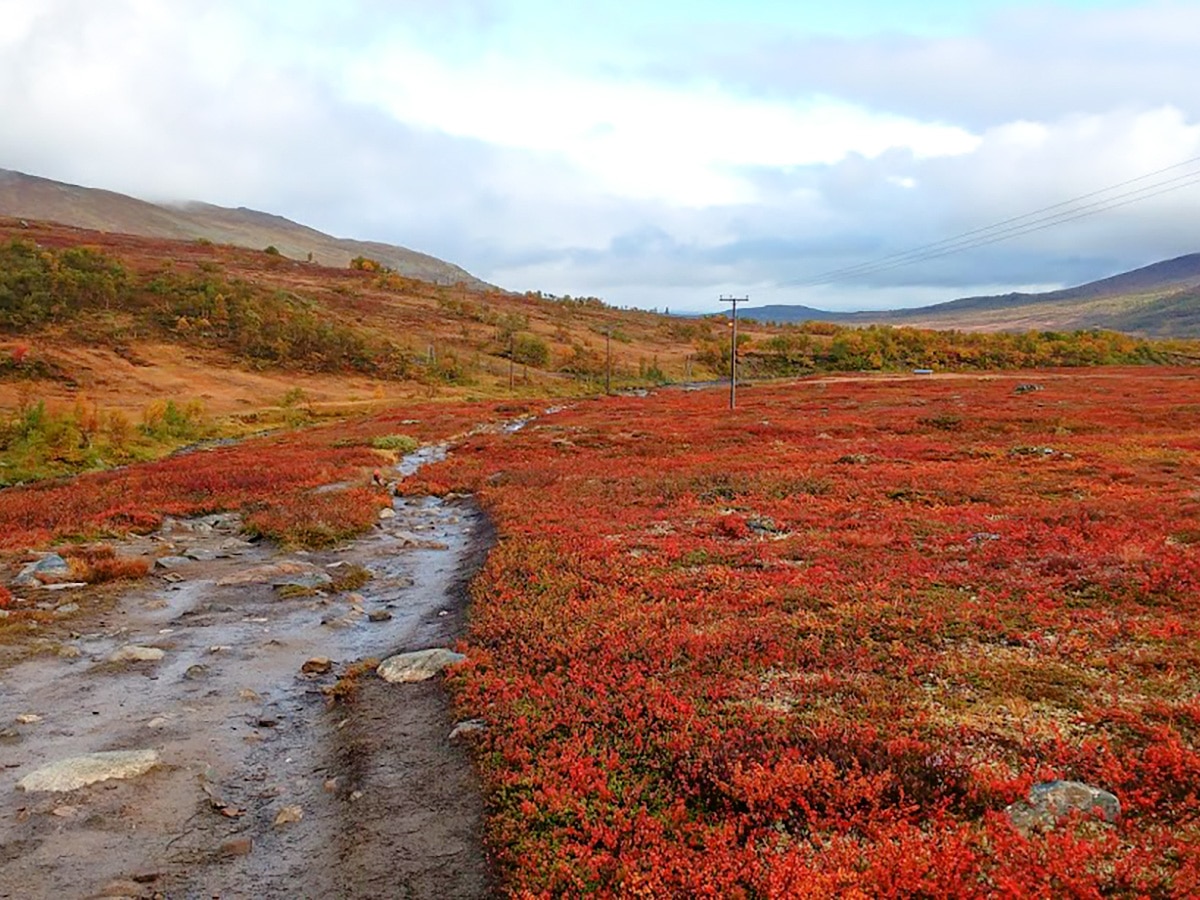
744, 254, 1200, 338
0, 168, 490, 288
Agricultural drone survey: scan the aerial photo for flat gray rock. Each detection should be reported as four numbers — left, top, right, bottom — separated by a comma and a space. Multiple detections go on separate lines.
154, 556, 193, 570
377, 648, 465, 684
18, 749, 160, 792
1006, 780, 1120, 832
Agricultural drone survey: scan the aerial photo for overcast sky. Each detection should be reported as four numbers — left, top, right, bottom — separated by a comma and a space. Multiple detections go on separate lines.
3, 0, 1200, 312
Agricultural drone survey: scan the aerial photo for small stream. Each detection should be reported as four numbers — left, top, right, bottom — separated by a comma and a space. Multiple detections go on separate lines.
0, 440, 497, 899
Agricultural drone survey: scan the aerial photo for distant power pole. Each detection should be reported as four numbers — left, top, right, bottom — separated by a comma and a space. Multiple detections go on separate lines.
720, 295, 747, 409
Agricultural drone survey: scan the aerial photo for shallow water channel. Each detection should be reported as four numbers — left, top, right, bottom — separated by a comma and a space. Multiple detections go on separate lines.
0, 447, 495, 899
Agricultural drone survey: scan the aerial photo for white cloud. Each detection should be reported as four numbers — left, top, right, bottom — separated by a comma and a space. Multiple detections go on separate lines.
345, 48, 980, 206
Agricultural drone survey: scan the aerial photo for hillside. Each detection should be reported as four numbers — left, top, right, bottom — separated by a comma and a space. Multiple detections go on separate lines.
0, 168, 489, 288
745, 253, 1200, 337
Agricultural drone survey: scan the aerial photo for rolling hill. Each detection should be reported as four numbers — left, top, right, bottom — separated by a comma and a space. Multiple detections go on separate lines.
0, 168, 489, 288
745, 253, 1200, 337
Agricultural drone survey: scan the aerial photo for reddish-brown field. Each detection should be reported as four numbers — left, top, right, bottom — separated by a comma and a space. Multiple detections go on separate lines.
3, 367, 1199, 896
402, 368, 1200, 897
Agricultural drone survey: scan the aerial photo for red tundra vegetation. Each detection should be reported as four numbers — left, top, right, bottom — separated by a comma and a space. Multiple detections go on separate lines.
402, 368, 1200, 897
0, 398, 526, 552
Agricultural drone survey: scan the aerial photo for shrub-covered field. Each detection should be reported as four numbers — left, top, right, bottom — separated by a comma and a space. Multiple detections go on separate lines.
403, 369, 1200, 897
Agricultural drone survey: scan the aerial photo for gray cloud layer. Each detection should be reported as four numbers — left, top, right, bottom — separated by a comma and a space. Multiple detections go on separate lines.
2, 1, 1200, 312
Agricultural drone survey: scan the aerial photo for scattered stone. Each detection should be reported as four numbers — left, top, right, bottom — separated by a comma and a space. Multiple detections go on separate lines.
272, 571, 332, 591
377, 648, 466, 684
109, 645, 165, 663
154, 556, 193, 571
969, 532, 1001, 544
347, 593, 365, 607
145, 717, 169, 729
18, 749, 160, 792
301, 657, 333, 675
1014, 383, 1044, 394
1006, 780, 1120, 833
183, 664, 209, 680
183, 547, 217, 562
449, 719, 486, 740
238, 689, 261, 703
323, 777, 340, 793
39, 582, 87, 592
393, 531, 450, 550
273, 805, 303, 827
50, 805, 78, 818
15, 714, 42, 725
218, 561, 322, 586
57, 645, 82, 659
367, 610, 393, 623
220, 837, 253, 857
255, 715, 279, 728
208, 645, 231, 654
378, 507, 396, 520
54, 602, 80, 615
13, 553, 71, 588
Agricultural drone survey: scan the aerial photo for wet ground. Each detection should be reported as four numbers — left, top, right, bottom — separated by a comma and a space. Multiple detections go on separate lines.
0, 462, 495, 898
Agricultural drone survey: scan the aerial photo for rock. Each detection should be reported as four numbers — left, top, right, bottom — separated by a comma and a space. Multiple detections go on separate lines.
54, 602, 80, 615
272, 571, 332, 591
367, 609, 393, 623
183, 664, 209, 680
50, 805, 78, 818
378, 507, 396, 520
1006, 781, 1120, 832
323, 777, 340, 793
14, 553, 71, 587
218, 561, 322, 587
220, 837, 253, 857
18, 749, 160, 792
393, 531, 450, 550
154, 556, 193, 570
109, 645, 165, 663
273, 805, 303, 827
301, 657, 333, 675
1014, 383, 1044, 394
15, 713, 42, 725
40, 582, 87, 592
449, 719, 486, 740
183, 547, 217, 562
377, 648, 466, 684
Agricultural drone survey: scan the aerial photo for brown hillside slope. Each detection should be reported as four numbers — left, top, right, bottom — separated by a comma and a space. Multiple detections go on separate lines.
0, 168, 490, 288
0, 218, 738, 420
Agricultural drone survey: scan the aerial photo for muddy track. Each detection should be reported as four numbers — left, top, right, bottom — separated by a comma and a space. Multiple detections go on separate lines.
0, 483, 497, 898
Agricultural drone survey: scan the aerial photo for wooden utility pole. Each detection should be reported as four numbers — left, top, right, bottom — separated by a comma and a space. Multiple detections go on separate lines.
720, 295, 747, 409
508, 333, 515, 391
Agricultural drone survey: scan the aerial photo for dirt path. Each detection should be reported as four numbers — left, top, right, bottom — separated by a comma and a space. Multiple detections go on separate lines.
0, 457, 495, 898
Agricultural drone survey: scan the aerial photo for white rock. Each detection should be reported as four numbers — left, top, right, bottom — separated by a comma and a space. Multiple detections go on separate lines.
377, 648, 466, 684
109, 645, 165, 663
18, 749, 160, 792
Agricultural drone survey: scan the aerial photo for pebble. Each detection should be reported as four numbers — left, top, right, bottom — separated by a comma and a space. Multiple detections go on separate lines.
301, 657, 333, 675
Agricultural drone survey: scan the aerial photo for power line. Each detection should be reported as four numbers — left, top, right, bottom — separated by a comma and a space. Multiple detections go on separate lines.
780, 153, 1200, 288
